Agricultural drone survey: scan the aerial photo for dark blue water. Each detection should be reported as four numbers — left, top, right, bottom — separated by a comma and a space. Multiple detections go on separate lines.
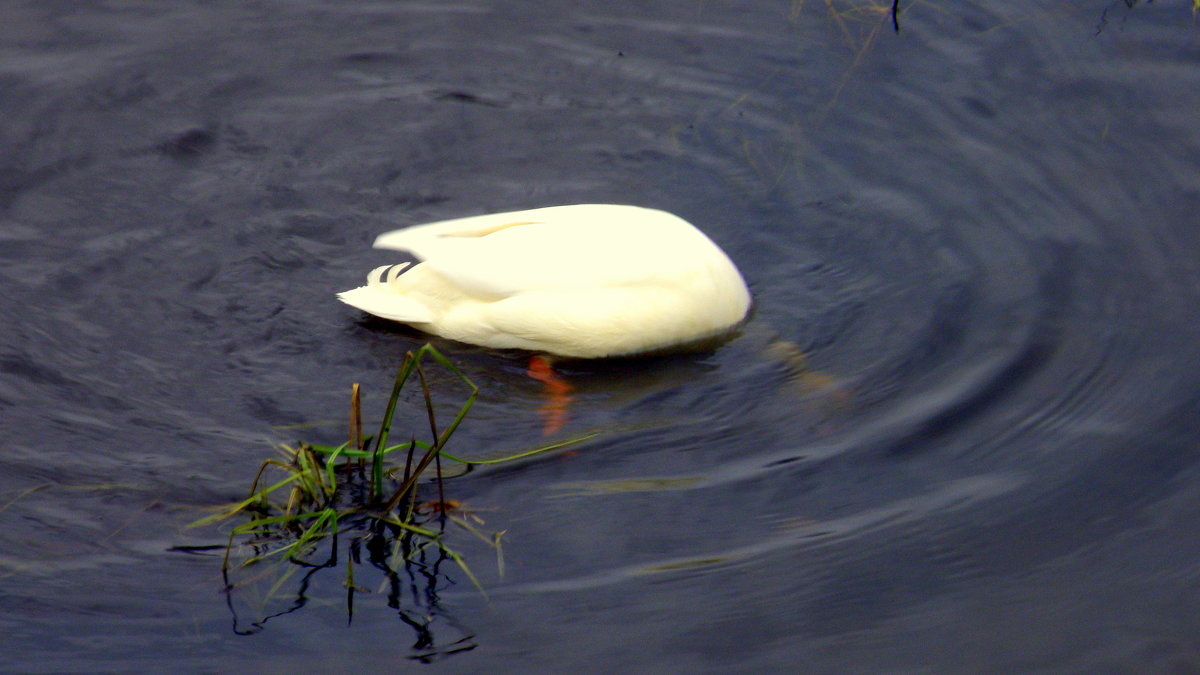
4, 1, 1200, 671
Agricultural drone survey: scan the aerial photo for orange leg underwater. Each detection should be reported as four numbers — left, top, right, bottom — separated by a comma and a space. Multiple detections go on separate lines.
526, 355, 575, 435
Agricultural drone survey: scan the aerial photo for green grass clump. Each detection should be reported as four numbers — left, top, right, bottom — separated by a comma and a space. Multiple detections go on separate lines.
189, 343, 592, 634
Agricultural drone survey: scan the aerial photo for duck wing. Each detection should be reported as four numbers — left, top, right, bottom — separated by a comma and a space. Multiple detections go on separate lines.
372, 205, 704, 300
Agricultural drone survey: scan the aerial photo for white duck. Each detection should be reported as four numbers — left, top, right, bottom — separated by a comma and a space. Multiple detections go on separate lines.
337, 204, 751, 359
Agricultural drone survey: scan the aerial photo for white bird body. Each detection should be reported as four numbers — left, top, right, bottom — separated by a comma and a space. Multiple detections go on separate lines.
337, 204, 751, 358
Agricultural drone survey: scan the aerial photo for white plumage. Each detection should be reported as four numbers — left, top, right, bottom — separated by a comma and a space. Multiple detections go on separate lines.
337, 204, 751, 358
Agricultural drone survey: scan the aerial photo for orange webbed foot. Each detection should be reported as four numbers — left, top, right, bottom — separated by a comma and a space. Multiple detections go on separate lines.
527, 355, 575, 435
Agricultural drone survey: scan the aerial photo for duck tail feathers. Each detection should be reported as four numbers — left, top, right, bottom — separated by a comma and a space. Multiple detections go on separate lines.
337, 284, 434, 323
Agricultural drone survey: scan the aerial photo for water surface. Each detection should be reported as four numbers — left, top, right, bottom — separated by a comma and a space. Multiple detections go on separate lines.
3, 1, 1200, 671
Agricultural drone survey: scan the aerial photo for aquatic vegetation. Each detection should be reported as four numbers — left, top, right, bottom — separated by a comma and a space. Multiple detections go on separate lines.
1094, 0, 1198, 32
188, 344, 592, 647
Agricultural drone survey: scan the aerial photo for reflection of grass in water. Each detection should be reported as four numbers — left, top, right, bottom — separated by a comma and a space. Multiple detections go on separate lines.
553, 476, 707, 496
686, 0, 1194, 199
636, 556, 735, 573
811, 0, 915, 121
1098, 0, 1200, 20
188, 344, 592, 653
0, 483, 155, 581
819, 0, 904, 46
668, 1, 916, 195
